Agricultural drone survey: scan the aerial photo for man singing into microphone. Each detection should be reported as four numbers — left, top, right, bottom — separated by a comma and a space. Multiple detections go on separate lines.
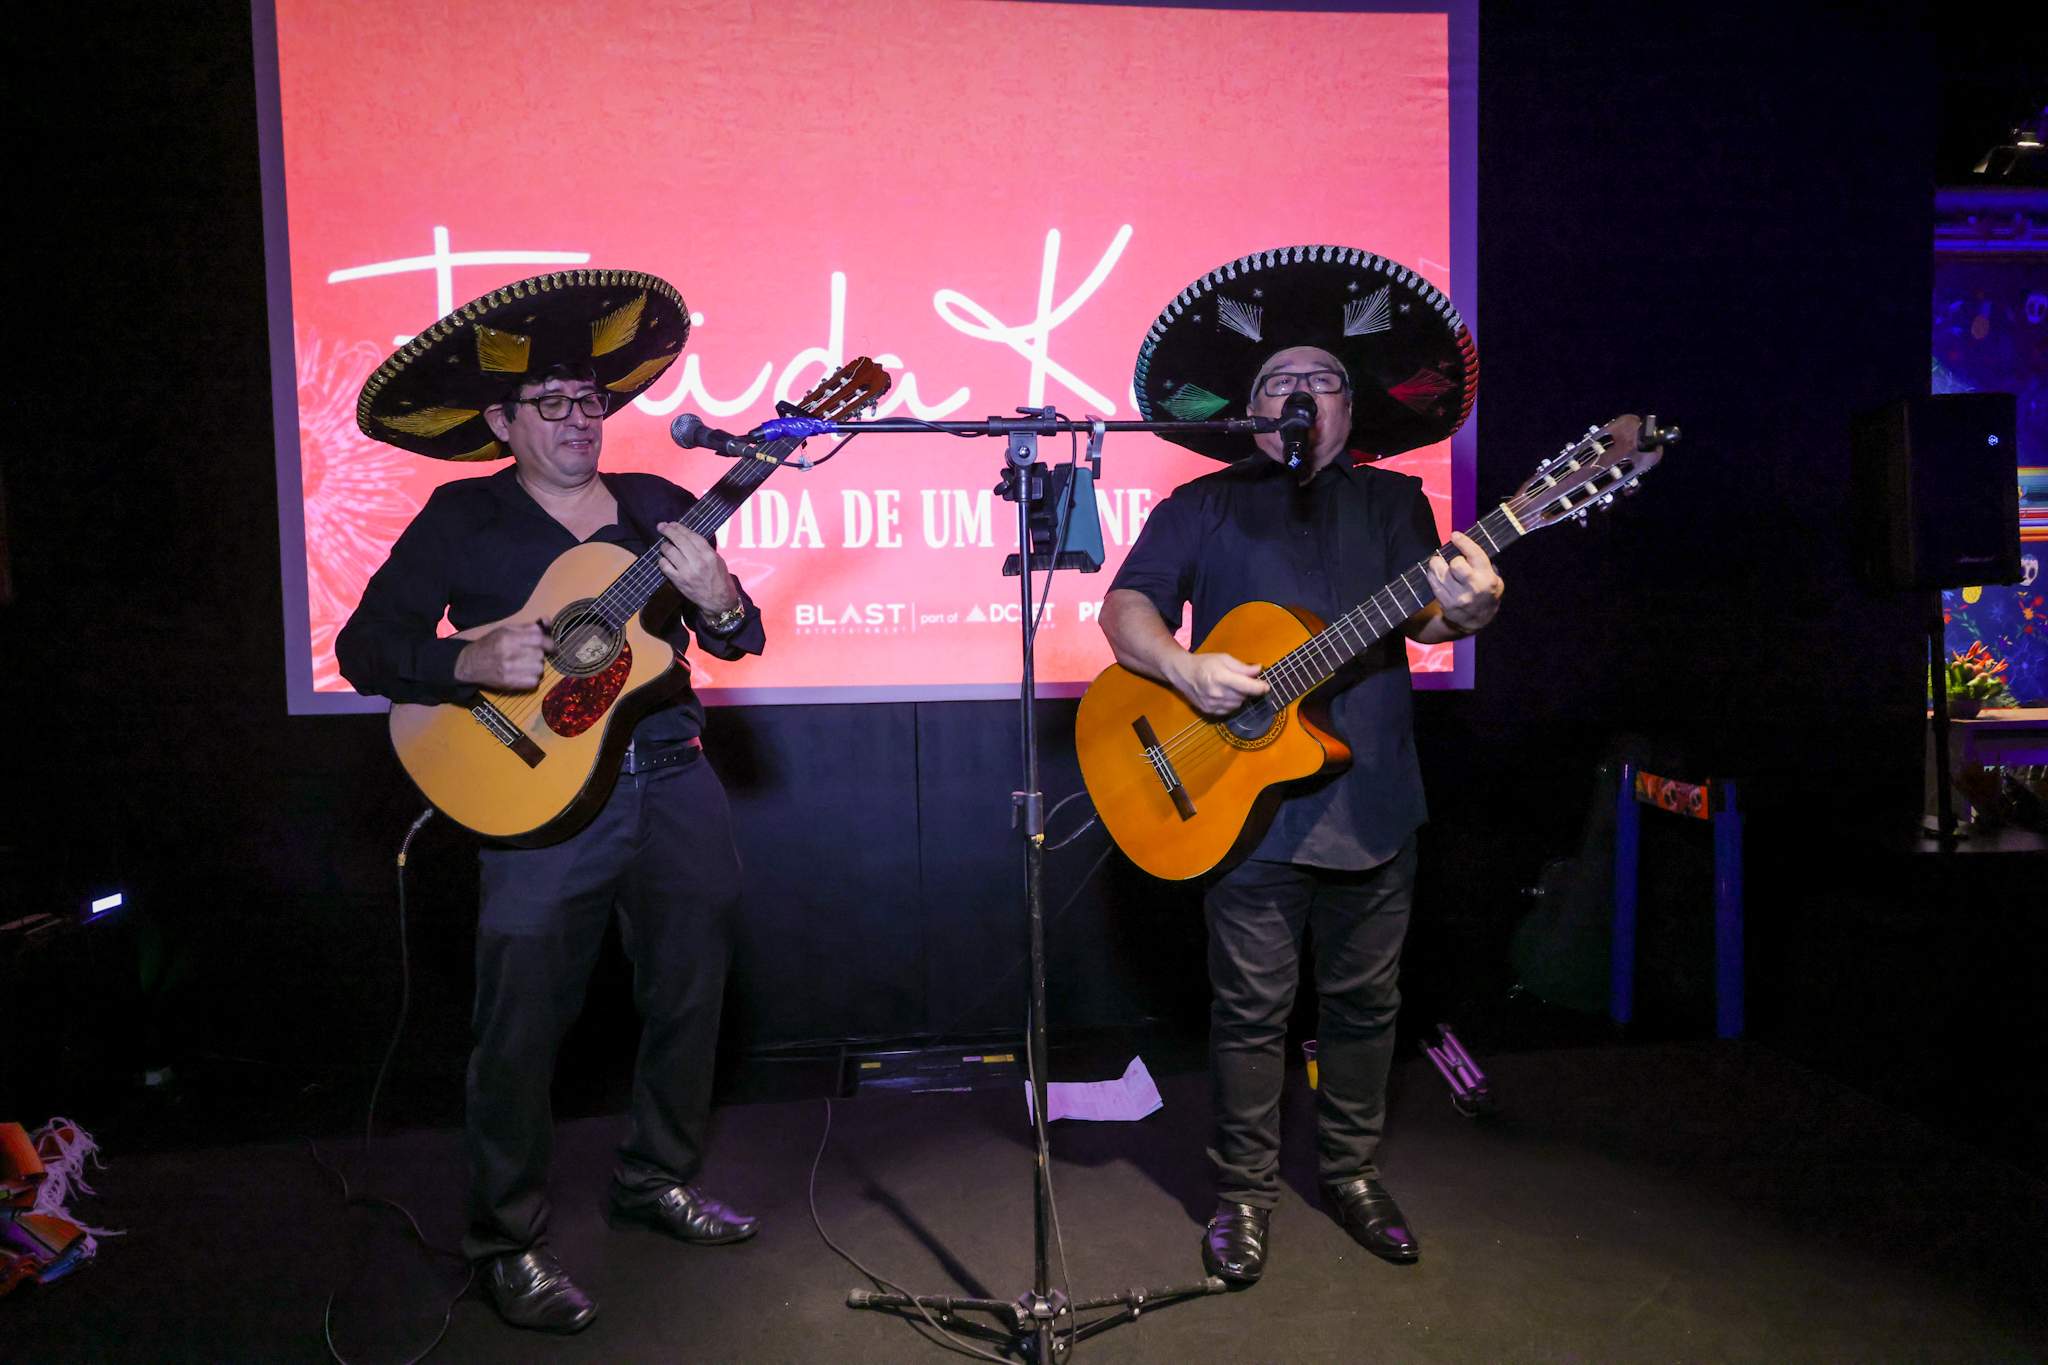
1101, 248, 1500, 1284
338, 272, 762, 1334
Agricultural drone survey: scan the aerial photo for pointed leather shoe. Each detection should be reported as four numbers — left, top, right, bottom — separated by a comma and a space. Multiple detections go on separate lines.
608, 1183, 759, 1245
1325, 1177, 1419, 1263
1201, 1200, 1271, 1284
479, 1248, 597, 1333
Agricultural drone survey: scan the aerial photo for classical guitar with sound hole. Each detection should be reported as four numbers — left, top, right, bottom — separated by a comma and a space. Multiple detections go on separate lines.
389, 358, 890, 845
1076, 414, 1677, 881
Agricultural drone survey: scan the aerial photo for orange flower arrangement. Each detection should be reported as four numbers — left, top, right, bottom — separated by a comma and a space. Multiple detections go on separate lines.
1946, 641, 2017, 705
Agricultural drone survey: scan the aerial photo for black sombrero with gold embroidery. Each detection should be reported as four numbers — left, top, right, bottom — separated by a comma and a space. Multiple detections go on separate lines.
1134, 245, 1477, 462
355, 269, 689, 461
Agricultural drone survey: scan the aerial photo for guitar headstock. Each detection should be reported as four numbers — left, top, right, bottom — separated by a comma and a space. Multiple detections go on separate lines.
1507, 414, 1677, 531
797, 357, 891, 422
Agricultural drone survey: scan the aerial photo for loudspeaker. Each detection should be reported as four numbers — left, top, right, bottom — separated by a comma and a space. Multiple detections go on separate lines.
1851, 392, 2021, 590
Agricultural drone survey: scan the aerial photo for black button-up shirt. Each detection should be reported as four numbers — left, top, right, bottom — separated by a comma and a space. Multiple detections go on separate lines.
1109, 453, 1439, 870
336, 465, 764, 747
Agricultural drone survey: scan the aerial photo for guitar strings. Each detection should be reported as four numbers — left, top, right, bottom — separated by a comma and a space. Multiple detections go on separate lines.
1146, 501, 1533, 772
470, 369, 883, 735
498, 487, 730, 725
482, 409, 833, 728
497, 495, 749, 727
1108, 439, 1615, 799
556, 452, 778, 640
539, 450, 779, 655
1140, 598, 1389, 779
1150, 576, 1429, 764
497, 393, 1557, 760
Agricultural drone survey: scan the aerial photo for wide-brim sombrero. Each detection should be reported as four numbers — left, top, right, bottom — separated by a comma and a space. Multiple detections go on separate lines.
1134, 246, 1477, 462
355, 269, 689, 461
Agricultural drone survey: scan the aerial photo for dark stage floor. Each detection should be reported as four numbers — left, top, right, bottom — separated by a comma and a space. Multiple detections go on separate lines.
5, 1042, 2043, 1364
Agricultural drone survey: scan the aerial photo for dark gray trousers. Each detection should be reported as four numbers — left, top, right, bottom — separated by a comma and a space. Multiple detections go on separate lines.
462, 756, 741, 1262
1203, 837, 1416, 1209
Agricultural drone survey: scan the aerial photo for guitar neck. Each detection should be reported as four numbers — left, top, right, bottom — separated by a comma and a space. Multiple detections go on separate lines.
1262, 503, 1525, 707
587, 439, 798, 627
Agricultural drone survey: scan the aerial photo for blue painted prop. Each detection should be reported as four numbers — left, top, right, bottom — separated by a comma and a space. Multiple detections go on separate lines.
1612, 764, 1745, 1038
754, 415, 838, 442
1611, 781, 1640, 1024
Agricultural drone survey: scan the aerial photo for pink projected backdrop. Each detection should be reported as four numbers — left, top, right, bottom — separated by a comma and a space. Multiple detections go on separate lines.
269, 0, 1460, 705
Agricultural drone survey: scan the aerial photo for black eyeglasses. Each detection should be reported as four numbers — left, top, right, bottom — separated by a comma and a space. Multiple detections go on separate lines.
1256, 369, 1348, 398
510, 391, 610, 420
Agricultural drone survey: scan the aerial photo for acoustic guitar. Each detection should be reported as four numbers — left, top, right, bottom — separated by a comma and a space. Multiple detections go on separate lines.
389, 358, 890, 845
1076, 414, 1676, 881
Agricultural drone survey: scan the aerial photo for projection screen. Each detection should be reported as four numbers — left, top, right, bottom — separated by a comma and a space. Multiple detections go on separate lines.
256, 0, 1478, 712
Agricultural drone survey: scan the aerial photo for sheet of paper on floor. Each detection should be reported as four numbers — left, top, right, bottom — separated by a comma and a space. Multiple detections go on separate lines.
1026, 1056, 1164, 1123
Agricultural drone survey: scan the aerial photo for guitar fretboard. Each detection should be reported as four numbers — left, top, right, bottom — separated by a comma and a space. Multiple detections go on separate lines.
581, 439, 798, 629
1260, 505, 1524, 706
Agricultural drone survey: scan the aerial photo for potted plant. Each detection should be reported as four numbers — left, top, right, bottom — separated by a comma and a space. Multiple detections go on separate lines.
1944, 641, 2018, 719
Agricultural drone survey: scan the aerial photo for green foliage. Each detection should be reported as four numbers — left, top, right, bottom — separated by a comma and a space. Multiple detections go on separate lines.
1946, 641, 2019, 707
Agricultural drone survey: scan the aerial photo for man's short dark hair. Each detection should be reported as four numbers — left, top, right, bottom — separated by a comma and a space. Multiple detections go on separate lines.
496, 361, 601, 412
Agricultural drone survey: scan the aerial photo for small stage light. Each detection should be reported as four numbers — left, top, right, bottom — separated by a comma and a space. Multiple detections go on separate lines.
87, 892, 124, 916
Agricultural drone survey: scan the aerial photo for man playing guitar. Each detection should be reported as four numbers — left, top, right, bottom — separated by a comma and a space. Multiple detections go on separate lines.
1105, 248, 1501, 1284
338, 272, 761, 1334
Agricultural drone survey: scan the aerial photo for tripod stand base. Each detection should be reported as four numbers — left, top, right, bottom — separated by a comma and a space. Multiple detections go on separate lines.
849, 1277, 1228, 1357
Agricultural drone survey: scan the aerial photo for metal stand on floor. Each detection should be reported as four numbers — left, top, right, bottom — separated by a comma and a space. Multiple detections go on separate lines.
828, 408, 1246, 1360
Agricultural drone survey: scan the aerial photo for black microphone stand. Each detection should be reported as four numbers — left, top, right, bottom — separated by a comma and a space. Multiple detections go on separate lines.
821, 407, 1277, 1362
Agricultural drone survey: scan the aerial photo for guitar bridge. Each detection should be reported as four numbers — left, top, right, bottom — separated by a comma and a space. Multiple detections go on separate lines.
470, 698, 546, 768
1132, 716, 1197, 822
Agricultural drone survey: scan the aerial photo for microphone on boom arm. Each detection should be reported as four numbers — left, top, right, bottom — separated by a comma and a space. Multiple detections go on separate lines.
669, 412, 753, 457
1277, 391, 1317, 470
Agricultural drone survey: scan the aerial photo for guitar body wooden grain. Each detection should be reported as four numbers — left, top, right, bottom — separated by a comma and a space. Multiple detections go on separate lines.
1075, 601, 1351, 881
388, 541, 689, 846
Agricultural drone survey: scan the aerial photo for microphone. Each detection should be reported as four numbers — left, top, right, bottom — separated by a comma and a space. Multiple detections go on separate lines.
1277, 391, 1317, 469
669, 412, 752, 457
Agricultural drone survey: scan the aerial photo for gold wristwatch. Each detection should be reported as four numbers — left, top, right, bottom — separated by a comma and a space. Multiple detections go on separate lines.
703, 600, 748, 634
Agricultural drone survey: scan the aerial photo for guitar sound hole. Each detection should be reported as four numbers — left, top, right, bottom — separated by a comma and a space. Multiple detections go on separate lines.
551, 599, 623, 678
1221, 698, 1285, 750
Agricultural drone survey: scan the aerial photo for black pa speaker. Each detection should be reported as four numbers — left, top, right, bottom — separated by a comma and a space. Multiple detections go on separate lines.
1851, 392, 2021, 591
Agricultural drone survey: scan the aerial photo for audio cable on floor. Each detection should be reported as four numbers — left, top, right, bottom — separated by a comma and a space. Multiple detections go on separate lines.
309, 809, 474, 1365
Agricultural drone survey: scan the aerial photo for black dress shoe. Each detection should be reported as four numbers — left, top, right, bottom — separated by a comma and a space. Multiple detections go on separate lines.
1324, 1177, 1419, 1264
1201, 1200, 1271, 1284
479, 1248, 597, 1333
607, 1183, 759, 1245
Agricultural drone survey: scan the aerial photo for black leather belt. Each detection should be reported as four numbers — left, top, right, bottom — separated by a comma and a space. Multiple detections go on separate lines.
619, 738, 702, 775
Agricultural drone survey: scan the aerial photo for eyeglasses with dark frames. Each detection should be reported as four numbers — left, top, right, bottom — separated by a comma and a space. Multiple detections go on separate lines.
510, 391, 611, 421
1256, 369, 1349, 398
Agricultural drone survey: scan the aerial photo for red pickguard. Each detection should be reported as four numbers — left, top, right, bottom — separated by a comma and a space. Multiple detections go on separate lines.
541, 643, 633, 738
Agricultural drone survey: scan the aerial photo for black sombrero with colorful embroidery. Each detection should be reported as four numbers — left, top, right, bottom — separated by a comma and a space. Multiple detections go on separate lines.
355, 269, 690, 461
1134, 245, 1477, 462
